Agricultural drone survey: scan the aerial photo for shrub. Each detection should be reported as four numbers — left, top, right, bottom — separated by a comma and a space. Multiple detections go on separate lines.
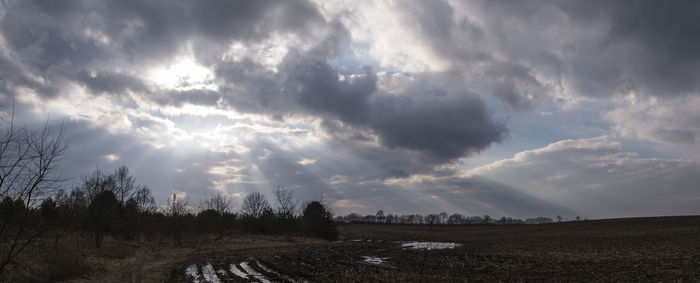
301, 201, 337, 240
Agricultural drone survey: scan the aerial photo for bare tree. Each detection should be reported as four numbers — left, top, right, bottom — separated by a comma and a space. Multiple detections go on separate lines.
241, 191, 269, 218
165, 193, 188, 247
273, 185, 297, 217
88, 190, 118, 248
166, 193, 188, 218
113, 166, 135, 205
81, 167, 114, 201
133, 185, 156, 213
201, 191, 231, 214
376, 210, 385, 223
0, 106, 67, 274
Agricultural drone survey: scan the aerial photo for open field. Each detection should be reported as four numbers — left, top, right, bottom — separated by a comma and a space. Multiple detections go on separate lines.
7, 216, 700, 281
173, 216, 700, 282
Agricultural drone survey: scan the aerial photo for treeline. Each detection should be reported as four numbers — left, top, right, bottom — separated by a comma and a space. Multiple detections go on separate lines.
4, 166, 337, 250
335, 210, 559, 225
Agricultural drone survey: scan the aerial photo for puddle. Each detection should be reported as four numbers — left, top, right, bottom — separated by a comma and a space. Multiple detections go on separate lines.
185, 264, 199, 282
186, 259, 306, 282
201, 264, 221, 283
362, 256, 390, 264
401, 241, 462, 250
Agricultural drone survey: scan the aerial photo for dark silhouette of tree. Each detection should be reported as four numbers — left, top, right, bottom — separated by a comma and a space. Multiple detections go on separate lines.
301, 201, 337, 240
197, 209, 222, 233
166, 193, 188, 247
119, 197, 139, 240
88, 190, 118, 248
273, 185, 297, 218
39, 197, 58, 223
202, 191, 231, 214
112, 166, 135, 205
81, 168, 116, 201
241, 192, 269, 218
273, 185, 298, 233
376, 210, 385, 223
483, 215, 492, 225
133, 185, 156, 213
0, 107, 67, 275
447, 213, 463, 225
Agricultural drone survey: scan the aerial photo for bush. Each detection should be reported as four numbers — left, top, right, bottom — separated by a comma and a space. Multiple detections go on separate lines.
301, 201, 337, 240
88, 191, 119, 247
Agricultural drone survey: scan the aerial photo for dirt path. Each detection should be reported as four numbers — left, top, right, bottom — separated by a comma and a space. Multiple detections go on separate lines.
63, 236, 325, 282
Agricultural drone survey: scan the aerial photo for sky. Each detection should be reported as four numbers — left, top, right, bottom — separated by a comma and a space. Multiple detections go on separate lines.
1, 0, 700, 219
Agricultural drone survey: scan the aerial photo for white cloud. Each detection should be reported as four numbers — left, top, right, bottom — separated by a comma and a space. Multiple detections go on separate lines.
465, 137, 700, 218
298, 158, 317, 165
313, 0, 451, 72
605, 95, 700, 147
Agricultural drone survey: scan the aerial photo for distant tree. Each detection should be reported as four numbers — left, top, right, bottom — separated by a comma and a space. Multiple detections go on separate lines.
576, 216, 581, 221
81, 168, 112, 200
376, 210, 385, 223
386, 214, 396, 224
273, 185, 297, 218
133, 186, 157, 242
556, 215, 562, 222
196, 209, 222, 235
301, 201, 337, 240
447, 213, 463, 225
426, 214, 440, 225
165, 193, 188, 247
202, 191, 231, 214
198, 191, 233, 239
133, 185, 156, 213
57, 187, 88, 211
54, 187, 88, 231
241, 192, 269, 218
39, 197, 58, 223
112, 166, 135, 205
119, 197, 139, 240
273, 185, 298, 233
88, 190, 118, 248
439, 212, 448, 224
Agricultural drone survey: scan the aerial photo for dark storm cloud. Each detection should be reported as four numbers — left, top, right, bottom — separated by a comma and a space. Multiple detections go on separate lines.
393, 0, 700, 108
392, 1, 542, 110
6, 0, 699, 218
75, 71, 148, 95
215, 59, 292, 114
282, 56, 376, 124
216, 29, 508, 161
1, 0, 508, 162
0, 53, 59, 98
594, 1, 700, 96
153, 89, 221, 107
368, 93, 506, 160
0, 0, 323, 97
